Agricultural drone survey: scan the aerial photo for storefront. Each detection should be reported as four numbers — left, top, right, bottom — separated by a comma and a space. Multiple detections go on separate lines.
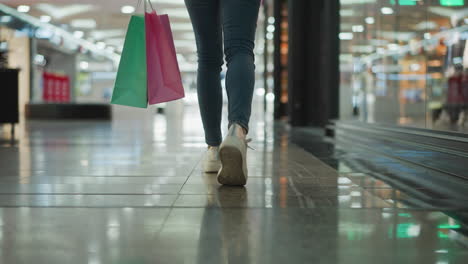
340, 0, 468, 133
265, 0, 468, 187
0, 4, 118, 122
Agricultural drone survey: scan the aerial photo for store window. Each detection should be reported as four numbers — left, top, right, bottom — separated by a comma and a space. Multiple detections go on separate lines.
340, 0, 468, 133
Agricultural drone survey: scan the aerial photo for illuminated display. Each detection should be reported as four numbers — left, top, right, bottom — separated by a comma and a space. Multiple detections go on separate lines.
390, 0, 417, 5
440, 0, 464, 6
340, 0, 468, 133
437, 224, 461, 229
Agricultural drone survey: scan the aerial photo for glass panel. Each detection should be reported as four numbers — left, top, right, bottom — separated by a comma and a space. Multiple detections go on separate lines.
340, 0, 468, 133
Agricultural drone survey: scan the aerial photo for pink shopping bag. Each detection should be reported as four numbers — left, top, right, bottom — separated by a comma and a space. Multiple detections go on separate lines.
145, 11, 185, 105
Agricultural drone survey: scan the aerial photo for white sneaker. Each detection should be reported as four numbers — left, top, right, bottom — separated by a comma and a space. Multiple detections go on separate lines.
217, 123, 250, 186
435, 110, 451, 126
203, 146, 221, 173
457, 110, 466, 126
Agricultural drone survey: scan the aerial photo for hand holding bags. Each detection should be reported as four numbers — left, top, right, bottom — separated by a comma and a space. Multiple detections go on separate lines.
111, 0, 185, 108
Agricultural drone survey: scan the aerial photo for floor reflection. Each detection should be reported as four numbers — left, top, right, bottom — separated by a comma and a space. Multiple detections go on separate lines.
196, 186, 250, 263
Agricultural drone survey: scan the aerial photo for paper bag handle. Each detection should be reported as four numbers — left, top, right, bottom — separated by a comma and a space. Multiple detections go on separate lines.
137, 0, 156, 13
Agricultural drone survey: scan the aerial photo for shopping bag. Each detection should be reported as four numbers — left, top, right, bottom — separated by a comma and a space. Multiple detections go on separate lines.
145, 11, 185, 105
111, 15, 148, 108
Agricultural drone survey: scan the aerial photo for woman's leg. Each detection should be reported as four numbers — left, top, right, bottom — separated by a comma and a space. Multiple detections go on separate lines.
221, 0, 261, 133
185, 0, 224, 146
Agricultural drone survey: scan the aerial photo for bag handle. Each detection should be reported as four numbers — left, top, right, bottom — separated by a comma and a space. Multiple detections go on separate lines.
137, 0, 156, 13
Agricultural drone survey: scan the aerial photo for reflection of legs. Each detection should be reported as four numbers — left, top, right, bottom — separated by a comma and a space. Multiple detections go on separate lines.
195, 187, 249, 263
218, 186, 250, 262
221, 0, 260, 132
435, 108, 451, 126
195, 208, 224, 263
185, 0, 223, 146
457, 108, 467, 126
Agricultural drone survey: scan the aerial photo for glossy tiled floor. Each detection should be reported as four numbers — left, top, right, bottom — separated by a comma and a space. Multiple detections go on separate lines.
1, 103, 468, 264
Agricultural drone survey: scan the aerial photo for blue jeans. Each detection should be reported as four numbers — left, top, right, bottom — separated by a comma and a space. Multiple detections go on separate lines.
185, 0, 261, 146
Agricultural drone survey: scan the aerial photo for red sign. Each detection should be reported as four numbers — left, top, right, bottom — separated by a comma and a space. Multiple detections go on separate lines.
42, 72, 70, 103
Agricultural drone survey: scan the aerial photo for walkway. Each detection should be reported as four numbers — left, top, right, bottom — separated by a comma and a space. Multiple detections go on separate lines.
0, 104, 467, 263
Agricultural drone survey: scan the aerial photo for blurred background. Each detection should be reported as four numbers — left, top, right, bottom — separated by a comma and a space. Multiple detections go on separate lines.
0, 0, 271, 121
339, 0, 468, 133
1, 0, 468, 136
2, 2, 468, 263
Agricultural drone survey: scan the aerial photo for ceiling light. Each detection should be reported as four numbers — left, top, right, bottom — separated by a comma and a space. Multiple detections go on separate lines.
90, 29, 125, 40
256, 88, 266, 96
267, 25, 275, 33
40, 16, 52, 23
35, 27, 54, 39
0, 16, 12, 23
96, 42, 106, 49
388, 43, 399, 50
36, 4, 95, 20
170, 23, 193, 31
176, 54, 186, 62
340, 9, 355, 17
351, 45, 374, 53
266, 93, 275, 102
80, 61, 89, 70
365, 17, 375, 24
180, 33, 195, 40
121, 5, 135, 14
17, 5, 30, 13
413, 21, 438, 30
34, 54, 46, 66
71, 19, 97, 29
381, 7, 394, 15
105, 38, 125, 46
339, 32, 354, 40
73, 31, 84, 38
352, 25, 364, 32
268, 17, 275, 24
174, 40, 196, 47
159, 8, 189, 19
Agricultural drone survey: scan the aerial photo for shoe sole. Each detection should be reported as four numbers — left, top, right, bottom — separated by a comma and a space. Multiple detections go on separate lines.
218, 146, 247, 186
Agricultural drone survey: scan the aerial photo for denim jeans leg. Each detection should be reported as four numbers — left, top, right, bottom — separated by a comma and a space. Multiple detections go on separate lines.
222, 0, 261, 134
185, 0, 224, 146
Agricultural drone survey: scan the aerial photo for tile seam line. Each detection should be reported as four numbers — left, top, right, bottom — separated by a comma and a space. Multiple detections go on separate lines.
150, 148, 206, 235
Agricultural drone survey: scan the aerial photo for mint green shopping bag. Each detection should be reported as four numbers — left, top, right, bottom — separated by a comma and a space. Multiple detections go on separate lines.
111, 15, 148, 108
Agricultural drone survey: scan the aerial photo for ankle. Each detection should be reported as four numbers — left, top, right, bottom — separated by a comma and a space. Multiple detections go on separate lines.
235, 125, 247, 139
230, 123, 247, 138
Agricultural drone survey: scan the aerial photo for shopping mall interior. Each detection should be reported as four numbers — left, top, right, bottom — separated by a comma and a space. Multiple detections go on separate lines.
1, 0, 468, 263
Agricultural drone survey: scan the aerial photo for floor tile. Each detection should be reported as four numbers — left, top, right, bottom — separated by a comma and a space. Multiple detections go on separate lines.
0, 194, 177, 207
